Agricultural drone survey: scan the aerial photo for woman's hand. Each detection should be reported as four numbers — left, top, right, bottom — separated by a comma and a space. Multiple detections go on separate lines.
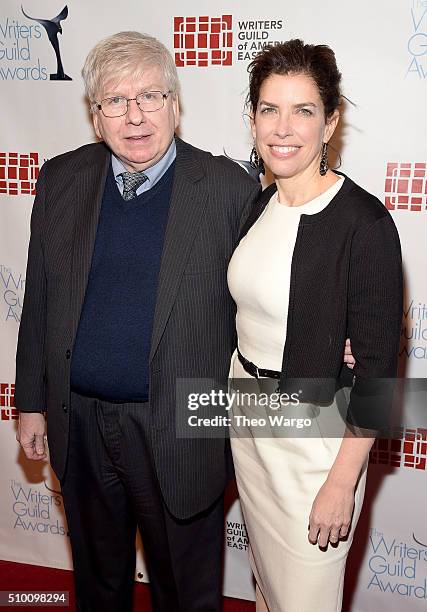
344, 338, 355, 369
308, 478, 355, 548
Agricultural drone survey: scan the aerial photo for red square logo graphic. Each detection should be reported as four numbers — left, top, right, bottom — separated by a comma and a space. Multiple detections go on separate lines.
385, 162, 427, 211
0, 152, 40, 196
0, 383, 18, 420
370, 428, 427, 470
174, 15, 233, 67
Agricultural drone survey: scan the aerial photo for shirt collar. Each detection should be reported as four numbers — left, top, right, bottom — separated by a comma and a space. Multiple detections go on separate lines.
112, 138, 176, 196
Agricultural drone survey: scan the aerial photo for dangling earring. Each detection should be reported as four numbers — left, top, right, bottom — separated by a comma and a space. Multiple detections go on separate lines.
319, 142, 328, 176
250, 145, 265, 175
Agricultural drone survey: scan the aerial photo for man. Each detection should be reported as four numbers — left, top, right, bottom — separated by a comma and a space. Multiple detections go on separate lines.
15, 31, 261, 612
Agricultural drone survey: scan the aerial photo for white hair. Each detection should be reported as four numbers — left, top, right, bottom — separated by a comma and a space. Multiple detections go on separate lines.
82, 31, 180, 104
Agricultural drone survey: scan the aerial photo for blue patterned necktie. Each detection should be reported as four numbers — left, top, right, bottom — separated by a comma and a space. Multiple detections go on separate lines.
119, 171, 148, 201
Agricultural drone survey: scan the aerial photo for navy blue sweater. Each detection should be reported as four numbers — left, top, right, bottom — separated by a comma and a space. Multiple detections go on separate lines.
70, 161, 174, 401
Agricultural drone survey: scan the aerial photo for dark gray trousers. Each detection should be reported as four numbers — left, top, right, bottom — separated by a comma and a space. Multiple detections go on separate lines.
61, 392, 223, 612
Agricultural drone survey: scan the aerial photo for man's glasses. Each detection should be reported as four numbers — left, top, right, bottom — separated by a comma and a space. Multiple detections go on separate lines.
94, 91, 171, 118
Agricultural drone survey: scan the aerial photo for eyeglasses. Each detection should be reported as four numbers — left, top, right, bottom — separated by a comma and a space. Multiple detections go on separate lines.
94, 91, 171, 118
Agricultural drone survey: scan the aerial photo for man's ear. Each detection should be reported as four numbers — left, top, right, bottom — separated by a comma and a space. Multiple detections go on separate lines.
172, 94, 180, 130
92, 110, 102, 140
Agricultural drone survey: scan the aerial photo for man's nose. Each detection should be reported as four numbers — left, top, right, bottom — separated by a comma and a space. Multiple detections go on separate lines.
125, 98, 146, 124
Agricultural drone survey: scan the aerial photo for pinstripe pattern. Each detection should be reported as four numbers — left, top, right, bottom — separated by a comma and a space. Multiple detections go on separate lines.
15, 137, 261, 519
70, 156, 110, 341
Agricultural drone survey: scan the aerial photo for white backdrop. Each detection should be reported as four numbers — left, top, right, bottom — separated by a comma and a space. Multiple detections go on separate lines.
1, 1, 427, 609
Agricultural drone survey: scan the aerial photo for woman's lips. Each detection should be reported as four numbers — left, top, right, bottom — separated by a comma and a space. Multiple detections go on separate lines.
269, 145, 301, 158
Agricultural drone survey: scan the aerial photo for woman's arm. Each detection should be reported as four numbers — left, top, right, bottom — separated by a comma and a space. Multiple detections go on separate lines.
346, 215, 403, 430
308, 428, 374, 547
309, 211, 403, 548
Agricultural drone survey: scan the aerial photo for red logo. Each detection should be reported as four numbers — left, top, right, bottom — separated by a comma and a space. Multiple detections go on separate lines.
174, 15, 233, 67
0, 152, 40, 196
385, 162, 427, 211
0, 383, 18, 420
370, 428, 427, 470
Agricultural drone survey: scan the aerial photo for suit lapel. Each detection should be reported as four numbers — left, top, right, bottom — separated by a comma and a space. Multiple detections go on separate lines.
150, 138, 207, 361
69, 144, 110, 342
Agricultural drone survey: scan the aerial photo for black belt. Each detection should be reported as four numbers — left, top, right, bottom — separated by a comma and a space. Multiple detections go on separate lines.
237, 348, 281, 380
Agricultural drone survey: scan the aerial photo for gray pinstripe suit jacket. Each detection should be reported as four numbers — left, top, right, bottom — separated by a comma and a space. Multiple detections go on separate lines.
15, 137, 261, 519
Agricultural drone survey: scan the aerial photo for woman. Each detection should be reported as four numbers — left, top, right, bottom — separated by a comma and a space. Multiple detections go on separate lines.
227, 39, 402, 611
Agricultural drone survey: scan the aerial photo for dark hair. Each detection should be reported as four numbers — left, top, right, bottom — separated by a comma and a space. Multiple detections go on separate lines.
247, 39, 342, 119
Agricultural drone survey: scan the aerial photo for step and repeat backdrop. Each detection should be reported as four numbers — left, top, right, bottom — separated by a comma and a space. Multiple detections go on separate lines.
1, 1, 426, 610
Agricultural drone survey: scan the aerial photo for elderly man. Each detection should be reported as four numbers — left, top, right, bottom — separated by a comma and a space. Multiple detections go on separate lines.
15, 32, 260, 611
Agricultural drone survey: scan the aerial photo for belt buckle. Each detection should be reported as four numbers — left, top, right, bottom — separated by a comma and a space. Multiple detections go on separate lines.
254, 364, 259, 379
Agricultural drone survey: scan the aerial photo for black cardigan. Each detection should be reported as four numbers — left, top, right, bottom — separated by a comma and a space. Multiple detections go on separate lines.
238, 173, 403, 429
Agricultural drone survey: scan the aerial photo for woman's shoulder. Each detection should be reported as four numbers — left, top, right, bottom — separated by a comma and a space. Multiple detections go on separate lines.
336, 174, 401, 253
336, 173, 391, 226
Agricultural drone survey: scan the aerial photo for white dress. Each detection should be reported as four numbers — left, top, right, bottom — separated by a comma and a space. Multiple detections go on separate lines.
227, 178, 367, 612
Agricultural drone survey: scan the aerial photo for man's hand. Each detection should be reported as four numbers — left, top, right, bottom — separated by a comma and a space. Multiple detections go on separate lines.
344, 338, 355, 369
16, 412, 47, 461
